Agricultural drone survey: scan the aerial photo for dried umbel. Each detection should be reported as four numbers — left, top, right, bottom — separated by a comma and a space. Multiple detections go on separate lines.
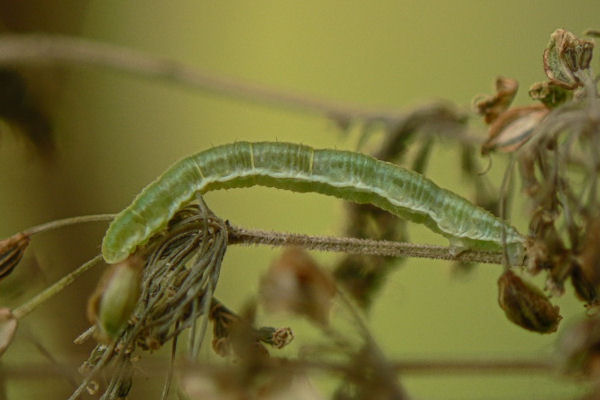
497, 270, 562, 333
87, 255, 144, 342
543, 29, 594, 89
73, 204, 229, 399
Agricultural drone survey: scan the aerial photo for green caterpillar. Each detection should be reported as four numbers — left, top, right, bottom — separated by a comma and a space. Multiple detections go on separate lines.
102, 141, 524, 264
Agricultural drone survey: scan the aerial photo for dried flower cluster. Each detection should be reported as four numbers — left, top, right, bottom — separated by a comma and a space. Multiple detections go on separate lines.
475, 29, 600, 335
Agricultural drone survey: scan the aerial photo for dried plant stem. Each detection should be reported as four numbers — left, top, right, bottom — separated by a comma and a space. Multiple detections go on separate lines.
227, 224, 516, 265
23, 214, 115, 236
0, 34, 404, 123
273, 358, 554, 376
12, 254, 103, 320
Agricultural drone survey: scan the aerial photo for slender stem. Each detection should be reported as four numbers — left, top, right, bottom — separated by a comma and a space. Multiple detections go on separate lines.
389, 359, 553, 374
227, 224, 516, 265
12, 254, 104, 320
23, 214, 115, 236
0, 34, 405, 123
0, 357, 554, 379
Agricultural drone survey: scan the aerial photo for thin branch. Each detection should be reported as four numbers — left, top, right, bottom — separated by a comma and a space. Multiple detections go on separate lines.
0, 33, 405, 123
12, 254, 103, 320
0, 357, 554, 379
227, 224, 515, 265
389, 359, 553, 374
23, 214, 115, 236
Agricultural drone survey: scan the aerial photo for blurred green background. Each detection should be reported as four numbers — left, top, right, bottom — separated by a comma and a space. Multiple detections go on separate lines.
1, 1, 599, 399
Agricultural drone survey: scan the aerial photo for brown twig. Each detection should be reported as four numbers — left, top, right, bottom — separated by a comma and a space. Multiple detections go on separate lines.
0, 357, 553, 380
0, 34, 405, 123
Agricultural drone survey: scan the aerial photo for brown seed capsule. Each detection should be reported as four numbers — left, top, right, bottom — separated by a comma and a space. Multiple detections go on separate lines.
497, 270, 562, 333
481, 105, 548, 155
260, 247, 336, 325
87, 255, 144, 342
578, 217, 600, 287
557, 316, 600, 378
543, 29, 594, 89
0, 233, 30, 281
571, 263, 598, 307
0, 308, 17, 358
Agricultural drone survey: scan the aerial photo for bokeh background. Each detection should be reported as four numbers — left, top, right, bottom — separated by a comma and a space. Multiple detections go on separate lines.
1, 1, 599, 399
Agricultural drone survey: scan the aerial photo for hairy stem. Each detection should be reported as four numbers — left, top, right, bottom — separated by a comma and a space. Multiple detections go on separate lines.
227, 224, 516, 265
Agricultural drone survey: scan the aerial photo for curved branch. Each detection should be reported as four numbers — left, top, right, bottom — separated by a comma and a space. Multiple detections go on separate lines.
0, 34, 404, 123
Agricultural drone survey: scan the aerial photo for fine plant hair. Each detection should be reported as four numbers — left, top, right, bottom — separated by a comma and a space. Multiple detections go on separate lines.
1, 29, 600, 399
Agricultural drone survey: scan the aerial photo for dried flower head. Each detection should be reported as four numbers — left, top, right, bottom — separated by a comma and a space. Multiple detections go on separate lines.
474, 76, 519, 124
260, 247, 336, 325
260, 326, 294, 349
0, 232, 30, 281
497, 270, 562, 333
87, 255, 144, 342
543, 29, 594, 89
0, 308, 17, 357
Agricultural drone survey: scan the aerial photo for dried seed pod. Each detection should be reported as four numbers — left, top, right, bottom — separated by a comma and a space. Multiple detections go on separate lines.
474, 76, 519, 124
557, 316, 600, 377
257, 326, 294, 349
0, 232, 30, 281
497, 270, 562, 333
578, 216, 600, 287
87, 255, 144, 342
260, 247, 336, 325
528, 81, 571, 108
543, 29, 594, 89
571, 263, 598, 307
0, 308, 17, 357
482, 105, 548, 155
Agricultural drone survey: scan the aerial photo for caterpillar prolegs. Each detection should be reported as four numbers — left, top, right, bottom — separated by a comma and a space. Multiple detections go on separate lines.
102, 142, 524, 264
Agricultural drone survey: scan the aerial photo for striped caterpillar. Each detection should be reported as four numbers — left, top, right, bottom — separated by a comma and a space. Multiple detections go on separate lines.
102, 141, 524, 264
